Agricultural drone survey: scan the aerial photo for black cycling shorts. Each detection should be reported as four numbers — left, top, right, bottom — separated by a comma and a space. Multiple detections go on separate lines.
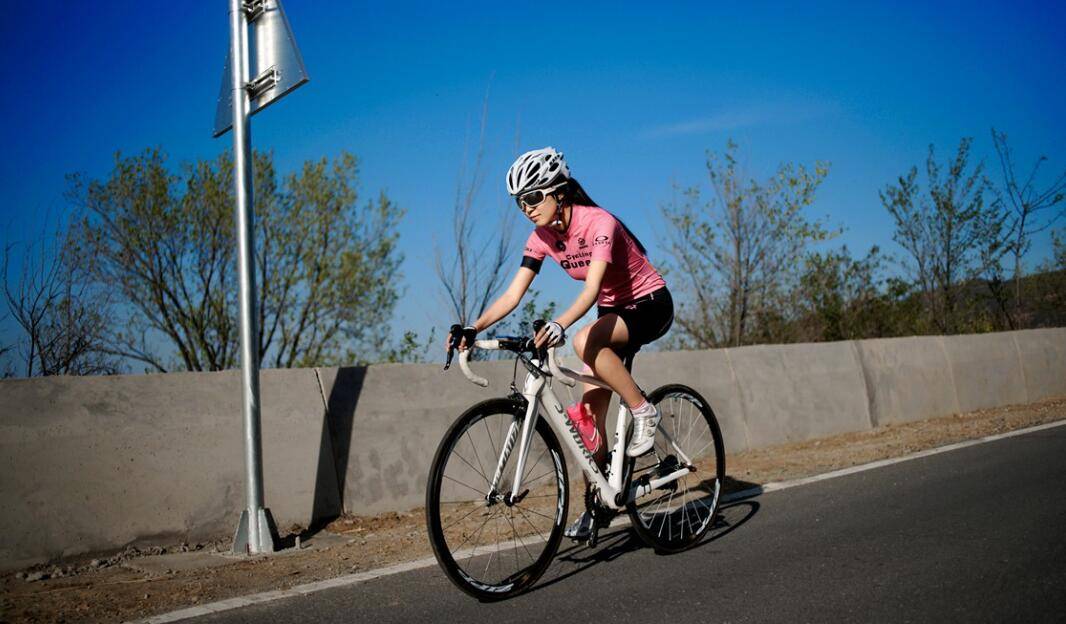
596, 287, 674, 356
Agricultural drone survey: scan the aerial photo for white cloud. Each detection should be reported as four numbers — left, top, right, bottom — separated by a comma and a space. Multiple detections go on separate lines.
642, 101, 837, 139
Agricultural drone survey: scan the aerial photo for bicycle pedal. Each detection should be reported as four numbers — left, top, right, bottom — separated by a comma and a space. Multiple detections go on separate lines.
586, 526, 599, 548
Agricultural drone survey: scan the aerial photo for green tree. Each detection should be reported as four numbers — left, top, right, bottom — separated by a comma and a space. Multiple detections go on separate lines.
68, 148, 404, 372
796, 246, 887, 341
881, 138, 1008, 334
661, 140, 833, 348
1026, 230, 1066, 328
376, 329, 437, 364
1049, 230, 1066, 270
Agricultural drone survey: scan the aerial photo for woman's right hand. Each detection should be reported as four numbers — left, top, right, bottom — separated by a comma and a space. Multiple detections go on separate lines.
445, 324, 478, 353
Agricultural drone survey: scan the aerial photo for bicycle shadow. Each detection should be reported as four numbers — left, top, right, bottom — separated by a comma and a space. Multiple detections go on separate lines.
530, 527, 642, 592
527, 496, 761, 595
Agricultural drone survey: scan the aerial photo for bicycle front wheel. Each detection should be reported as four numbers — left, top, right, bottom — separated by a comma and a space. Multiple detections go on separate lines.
626, 384, 725, 553
426, 398, 568, 600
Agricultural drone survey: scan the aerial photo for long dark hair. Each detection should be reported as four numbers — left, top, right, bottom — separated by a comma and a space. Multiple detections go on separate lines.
554, 176, 648, 255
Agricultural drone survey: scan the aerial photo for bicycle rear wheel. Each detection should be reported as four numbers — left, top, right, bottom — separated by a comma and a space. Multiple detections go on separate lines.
426, 397, 568, 600
626, 384, 725, 553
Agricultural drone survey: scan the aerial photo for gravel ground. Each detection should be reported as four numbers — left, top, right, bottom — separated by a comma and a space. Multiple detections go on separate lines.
2, 396, 1064, 624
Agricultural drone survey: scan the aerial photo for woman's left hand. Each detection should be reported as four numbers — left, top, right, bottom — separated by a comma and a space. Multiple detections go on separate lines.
534, 321, 565, 349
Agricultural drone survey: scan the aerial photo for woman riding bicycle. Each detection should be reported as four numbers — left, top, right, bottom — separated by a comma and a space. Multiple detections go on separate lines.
448, 147, 674, 540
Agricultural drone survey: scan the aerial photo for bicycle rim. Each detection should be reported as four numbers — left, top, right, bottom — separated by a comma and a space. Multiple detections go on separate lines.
626, 384, 725, 552
426, 398, 568, 600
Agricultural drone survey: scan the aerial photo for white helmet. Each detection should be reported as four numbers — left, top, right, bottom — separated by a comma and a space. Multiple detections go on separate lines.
506, 147, 570, 196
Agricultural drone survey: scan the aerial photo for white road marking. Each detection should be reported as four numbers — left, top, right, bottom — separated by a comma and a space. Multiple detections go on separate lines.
130, 417, 1066, 624
726, 417, 1066, 501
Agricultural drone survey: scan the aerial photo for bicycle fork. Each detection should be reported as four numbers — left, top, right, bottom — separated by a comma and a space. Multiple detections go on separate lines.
486, 395, 540, 506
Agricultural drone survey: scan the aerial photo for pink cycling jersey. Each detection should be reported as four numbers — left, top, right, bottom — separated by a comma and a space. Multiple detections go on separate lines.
522, 205, 666, 306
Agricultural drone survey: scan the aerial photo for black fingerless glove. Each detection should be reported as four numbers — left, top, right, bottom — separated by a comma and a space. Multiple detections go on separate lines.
448, 324, 478, 349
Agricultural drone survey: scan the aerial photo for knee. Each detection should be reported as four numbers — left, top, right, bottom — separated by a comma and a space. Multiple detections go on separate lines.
572, 327, 590, 361
582, 387, 611, 406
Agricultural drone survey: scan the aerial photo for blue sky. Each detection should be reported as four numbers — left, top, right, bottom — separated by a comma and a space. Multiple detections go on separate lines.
2, 1, 1065, 361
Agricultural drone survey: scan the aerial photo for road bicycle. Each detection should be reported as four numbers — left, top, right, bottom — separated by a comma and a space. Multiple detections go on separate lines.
426, 324, 726, 600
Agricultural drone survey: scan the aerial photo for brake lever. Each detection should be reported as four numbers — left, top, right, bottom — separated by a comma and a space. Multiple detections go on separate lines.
443, 323, 463, 371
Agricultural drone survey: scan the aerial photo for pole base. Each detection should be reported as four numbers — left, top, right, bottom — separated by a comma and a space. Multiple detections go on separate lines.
232, 507, 279, 554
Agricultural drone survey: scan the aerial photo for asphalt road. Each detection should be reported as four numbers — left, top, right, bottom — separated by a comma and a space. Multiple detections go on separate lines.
185, 425, 1066, 623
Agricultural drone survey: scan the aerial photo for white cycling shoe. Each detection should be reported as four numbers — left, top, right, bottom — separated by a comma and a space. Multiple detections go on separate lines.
564, 511, 594, 541
626, 404, 661, 457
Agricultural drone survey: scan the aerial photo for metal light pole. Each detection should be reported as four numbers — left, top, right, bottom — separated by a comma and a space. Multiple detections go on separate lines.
214, 0, 308, 555
228, 0, 273, 556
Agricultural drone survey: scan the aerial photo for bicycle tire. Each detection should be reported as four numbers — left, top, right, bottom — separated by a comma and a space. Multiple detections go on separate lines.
426, 397, 569, 600
626, 384, 726, 553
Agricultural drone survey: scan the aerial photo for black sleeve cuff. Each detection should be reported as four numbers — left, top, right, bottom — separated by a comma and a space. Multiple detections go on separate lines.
521, 255, 543, 273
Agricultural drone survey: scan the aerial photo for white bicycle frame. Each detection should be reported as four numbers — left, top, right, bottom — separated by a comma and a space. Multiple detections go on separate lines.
458, 340, 695, 511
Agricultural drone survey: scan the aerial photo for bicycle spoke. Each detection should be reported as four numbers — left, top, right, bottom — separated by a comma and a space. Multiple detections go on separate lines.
441, 501, 489, 533
686, 398, 695, 452
623, 389, 724, 551
691, 438, 714, 459
484, 417, 499, 461
451, 507, 499, 553
463, 507, 496, 564
687, 428, 710, 459
513, 505, 551, 547
661, 484, 677, 539
464, 429, 491, 489
483, 511, 500, 579
514, 503, 555, 523
521, 443, 550, 485
442, 474, 487, 498
642, 490, 671, 523
448, 448, 492, 489
522, 469, 555, 488
505, 506, 535, 565
680, 483, 689, 540
673, 397, 681, 444
688, 486, 709, 531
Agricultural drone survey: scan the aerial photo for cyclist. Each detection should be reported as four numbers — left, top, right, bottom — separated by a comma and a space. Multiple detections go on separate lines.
447, 147, 674, 540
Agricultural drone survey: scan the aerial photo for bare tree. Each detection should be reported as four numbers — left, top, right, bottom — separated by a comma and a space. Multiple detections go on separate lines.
434, 89, 517, 329
661, 140, 832, 348
2, 220, 117, 377
882, 138, 1008, 334
991, 128, 1066, 308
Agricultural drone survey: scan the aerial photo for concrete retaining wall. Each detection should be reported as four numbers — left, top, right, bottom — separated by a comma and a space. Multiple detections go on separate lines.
1, 328, 1064, 569
631, 349, 750, 453
942, 332, 1029, 412
316, 359, 516, 516
726, 341, 873, 447
855, 336, 960, 426
0, 369, 340, 570
1010, 328, 1066, 402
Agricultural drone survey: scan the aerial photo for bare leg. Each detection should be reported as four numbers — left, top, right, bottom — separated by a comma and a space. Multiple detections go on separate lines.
572, 314, 644, 405
572, 314, 645, 468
